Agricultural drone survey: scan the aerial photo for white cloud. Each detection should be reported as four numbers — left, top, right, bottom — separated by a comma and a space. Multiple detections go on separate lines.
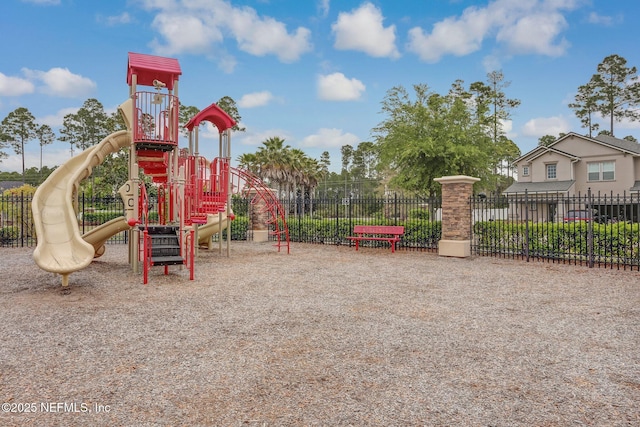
150, 13, 223, 55
496, 12, 570, 56
100, 12, 133, 26
1, 148, 71, 173
216, 54, 238, 74
22, 67, 96, 98
317, 73, 366, 101
407, 5, 491, 62
332, 2, 400, 59
238, 91, 274, 108
0, 73, 34, 96
318, 0, 330, 18
587, 12, 614, 26
38, 107, 80, 127
301, 128, 360, 148
235, 128, 293, 147
143, 0, 312, 63
226, 7, 313, 62
407, 0, 580, 62
609, 116, 640, 130
522, 116, 571, 137
501, 119, 516, 139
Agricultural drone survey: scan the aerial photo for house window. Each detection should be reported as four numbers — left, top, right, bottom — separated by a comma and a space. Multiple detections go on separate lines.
546, 163, 557, 180
522, 166, 529, 177
588, 161, 615, 181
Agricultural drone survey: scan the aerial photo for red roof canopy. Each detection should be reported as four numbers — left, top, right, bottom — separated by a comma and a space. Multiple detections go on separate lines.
127, 52, 182, 90
185, 103, 236, 132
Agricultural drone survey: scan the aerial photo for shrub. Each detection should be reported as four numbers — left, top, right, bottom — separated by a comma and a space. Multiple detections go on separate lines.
82, 211, 124, 225
0, 226, 19, 246
409, 208, 430, 220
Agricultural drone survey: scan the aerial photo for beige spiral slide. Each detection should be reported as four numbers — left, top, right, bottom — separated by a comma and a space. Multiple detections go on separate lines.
32, 130, 132, 287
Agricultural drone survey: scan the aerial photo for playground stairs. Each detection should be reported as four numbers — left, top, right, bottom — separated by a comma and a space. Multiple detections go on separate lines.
140, 225, 184, 266
136, 149, 169, 184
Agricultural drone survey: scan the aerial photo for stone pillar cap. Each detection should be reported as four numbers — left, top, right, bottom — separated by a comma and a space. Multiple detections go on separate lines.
434, 175, 480, 184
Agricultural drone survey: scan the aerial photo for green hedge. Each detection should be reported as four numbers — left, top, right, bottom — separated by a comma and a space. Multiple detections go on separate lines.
285, 217, 441, 247
474, 220, 640, 261
228, 216, 249, 240
0, 226, 19, 245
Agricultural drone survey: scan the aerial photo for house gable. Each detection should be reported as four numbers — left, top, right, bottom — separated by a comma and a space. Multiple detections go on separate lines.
508, 132, 640, 195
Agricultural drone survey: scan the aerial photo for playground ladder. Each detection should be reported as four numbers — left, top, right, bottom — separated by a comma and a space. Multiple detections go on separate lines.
230, 167, 290, 254
139, 225, 195, 284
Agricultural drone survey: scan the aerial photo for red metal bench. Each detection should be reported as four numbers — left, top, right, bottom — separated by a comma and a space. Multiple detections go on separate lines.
346, 225, 405, 253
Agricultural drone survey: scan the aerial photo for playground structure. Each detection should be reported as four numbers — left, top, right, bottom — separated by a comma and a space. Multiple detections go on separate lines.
32, 52, 290, 287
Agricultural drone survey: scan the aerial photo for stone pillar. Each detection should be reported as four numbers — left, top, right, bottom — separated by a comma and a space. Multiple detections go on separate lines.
434, 175, 480, 258
247, 188, 270, 243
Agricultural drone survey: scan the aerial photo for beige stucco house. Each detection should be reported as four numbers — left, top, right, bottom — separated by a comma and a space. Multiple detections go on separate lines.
503, 132, 640, 222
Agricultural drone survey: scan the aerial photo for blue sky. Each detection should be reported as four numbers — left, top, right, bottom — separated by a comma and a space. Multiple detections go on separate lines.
1, 0, 639, 174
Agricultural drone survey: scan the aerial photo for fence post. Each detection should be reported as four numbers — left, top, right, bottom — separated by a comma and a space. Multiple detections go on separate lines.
20, 192, 25, 247
335, 195, 340, 244
588, 188, 594, 268
394, 193, 398, 225
434, 175, 480, 258
82, 192, 86, 235
524, 190, 530, 261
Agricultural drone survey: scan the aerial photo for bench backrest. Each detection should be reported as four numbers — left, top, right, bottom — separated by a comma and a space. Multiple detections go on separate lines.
353, 225, 404, 235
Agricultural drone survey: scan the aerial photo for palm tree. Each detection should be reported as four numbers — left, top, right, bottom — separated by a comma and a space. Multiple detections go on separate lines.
300, 156, 325, 215
237, 152, 259, 175
256, 137, 291, 197
240, 137, 330, 216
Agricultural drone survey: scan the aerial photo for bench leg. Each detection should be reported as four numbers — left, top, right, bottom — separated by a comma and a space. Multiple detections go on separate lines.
355, 240, 359, 251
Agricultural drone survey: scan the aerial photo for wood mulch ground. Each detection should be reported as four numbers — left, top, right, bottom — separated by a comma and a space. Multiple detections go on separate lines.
0, 242, 638, 426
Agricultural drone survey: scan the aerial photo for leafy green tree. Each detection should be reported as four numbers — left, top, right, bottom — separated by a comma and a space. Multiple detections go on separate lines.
106, 110, 127, 133
568, 81, 600, 137
0, 128, 8, 163
36, 124, 55, 173
340, 145, 354, 174
96, 149, 129, 196
538, 133, 567, 147
0, 171, 22, 181
178, 105, 200, 138
538, 135, 557, 146
341, 143, 380, 196
0, 107, 38, 180
590, 54, 640, 135
59, 98, 110, 200
217, 96, 245, 132
374, 83, 500, 197
320, 151, 330, 174
485, 71, 521, 145
60, 98, 109, 153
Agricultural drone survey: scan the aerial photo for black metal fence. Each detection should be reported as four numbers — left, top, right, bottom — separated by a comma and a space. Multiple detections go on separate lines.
0, 192, 36, 247
0, 192, 442, 252
3, 190, 640, 270
282, 194, 441, 251
471, 190, 640, 270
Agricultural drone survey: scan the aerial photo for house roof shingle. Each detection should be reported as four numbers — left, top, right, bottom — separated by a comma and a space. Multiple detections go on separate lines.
593, 134, 640, 155
0, 181, 25, 192
503, 180, 575, 194
513, 132, 640, 164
